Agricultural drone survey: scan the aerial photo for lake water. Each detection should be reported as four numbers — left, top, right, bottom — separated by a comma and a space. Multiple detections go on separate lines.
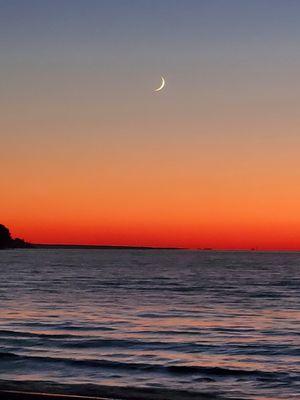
0, 249, 299, 399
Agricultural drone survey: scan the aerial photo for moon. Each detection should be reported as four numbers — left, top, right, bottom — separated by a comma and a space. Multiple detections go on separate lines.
154, 76, 166, 92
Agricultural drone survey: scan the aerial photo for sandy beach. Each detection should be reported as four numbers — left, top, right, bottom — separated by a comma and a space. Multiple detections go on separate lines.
0, 379, 229, 400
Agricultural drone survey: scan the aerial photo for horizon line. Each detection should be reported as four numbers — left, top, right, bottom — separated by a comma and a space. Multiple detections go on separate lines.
24, 243, 300, 252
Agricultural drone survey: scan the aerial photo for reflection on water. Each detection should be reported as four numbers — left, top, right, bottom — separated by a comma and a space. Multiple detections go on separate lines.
0, 249, 299, 399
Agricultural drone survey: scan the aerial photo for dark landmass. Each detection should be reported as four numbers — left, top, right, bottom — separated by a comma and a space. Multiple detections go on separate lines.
0, 224, 265, 252
0, 379, 231, 400
0, 224, 182, 250
33, 243, 181, 250
0, 224, 32, 249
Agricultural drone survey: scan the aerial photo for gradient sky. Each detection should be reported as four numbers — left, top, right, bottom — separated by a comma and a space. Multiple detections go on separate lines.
2, 0, 300, 249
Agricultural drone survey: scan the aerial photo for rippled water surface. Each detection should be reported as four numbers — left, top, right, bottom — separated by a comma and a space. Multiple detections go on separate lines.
0, 249, 299, 399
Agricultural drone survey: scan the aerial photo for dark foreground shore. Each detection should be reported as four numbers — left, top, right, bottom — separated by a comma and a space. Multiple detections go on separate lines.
0, 380, 233, 400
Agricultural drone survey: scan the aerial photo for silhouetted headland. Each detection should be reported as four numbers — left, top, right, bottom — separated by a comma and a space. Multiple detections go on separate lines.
0, 224, 31, 249
0, 224, 181, 250
33, 244, 181, 250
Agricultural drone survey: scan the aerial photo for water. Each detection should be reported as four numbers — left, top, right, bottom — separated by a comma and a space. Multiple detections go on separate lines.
0, 249, 299, 399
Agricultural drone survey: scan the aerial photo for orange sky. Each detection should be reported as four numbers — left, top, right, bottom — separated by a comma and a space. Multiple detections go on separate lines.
2, 2, 300, 249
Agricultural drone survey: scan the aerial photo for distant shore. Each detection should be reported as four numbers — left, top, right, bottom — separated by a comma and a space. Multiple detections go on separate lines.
8, 245, 300, 252
32, 244, 182, 250
2, 224, 300, 251
4, 244, 300, 252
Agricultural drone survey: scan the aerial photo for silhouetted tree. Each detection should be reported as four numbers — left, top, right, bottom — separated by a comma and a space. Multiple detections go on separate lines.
0, 224, 12, 248
0, 224, 31, 248
13, 238, 27, 248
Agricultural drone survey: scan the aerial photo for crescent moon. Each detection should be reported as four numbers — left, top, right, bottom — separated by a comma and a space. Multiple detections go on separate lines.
155, 76, 166, 92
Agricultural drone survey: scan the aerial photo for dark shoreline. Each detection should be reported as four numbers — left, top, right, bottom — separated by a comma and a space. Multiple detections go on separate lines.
3, 245, 300, 252
0, 380, 231, 400
32, 244, 182, 250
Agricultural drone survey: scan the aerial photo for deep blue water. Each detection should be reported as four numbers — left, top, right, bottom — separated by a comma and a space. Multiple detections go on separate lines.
0, 249, 299, 399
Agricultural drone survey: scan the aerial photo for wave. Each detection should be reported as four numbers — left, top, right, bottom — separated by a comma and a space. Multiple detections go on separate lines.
1, 330, 297, 362
1, 329, 297, 358
62, 338, 214, 351
0, 329, 214, 351
9, 322, 115, 331
0, 329, 76, 339
0, 351, 286, 379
